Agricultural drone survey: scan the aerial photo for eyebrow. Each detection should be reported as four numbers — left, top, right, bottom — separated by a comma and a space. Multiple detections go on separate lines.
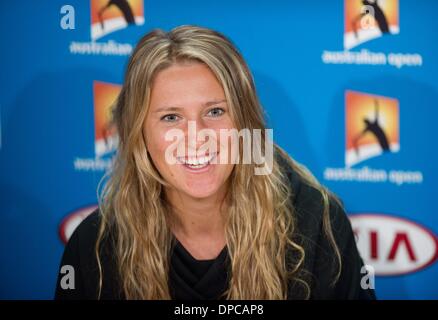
154, 99, 227, 113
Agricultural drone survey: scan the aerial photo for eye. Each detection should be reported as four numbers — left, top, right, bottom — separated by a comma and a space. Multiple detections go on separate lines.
206, 107, 225, 118
161, 114, 180, 122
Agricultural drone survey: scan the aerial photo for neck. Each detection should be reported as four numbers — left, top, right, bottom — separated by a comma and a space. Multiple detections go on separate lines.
165, 186, 228, 239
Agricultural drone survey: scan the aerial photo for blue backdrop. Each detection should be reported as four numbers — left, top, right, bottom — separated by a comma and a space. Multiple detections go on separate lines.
1, 0, 437, 299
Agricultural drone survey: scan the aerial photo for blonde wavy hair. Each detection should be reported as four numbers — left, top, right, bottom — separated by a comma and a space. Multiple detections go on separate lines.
96, 25, 341, 299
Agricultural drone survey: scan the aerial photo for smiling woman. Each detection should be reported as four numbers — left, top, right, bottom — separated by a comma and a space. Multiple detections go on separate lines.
145, 62, 235, 204
55, 25, 376, 300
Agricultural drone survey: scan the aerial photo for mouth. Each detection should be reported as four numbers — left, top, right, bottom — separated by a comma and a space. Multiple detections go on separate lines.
176, 152, 219, 171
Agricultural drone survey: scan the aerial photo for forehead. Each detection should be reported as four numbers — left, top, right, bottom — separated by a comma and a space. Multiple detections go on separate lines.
149, 62, 226, 109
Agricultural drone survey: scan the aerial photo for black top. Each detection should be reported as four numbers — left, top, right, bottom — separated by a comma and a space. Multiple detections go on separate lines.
55, 156, 376, 300
170, 240, 229, 300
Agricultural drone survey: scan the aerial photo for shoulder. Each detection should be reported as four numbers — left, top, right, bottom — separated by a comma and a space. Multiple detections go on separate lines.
67, 208, 119, 274
276, 149, 353, 249
70, 209, 102, 248
62, 209, 104, 264
55, 208, 121, 299
70, 208, 101, 239
276, 151, 345, 230
276, 150, 376, 299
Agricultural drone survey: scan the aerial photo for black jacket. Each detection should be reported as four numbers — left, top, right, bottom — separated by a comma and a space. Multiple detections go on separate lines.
55, 157, 376, 300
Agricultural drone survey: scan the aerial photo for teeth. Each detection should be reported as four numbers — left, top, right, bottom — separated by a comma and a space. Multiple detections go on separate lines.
177, 153, 216, 167
187, 163, 207, 169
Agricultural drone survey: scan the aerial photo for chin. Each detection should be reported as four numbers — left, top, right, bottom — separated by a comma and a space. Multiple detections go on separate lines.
182, 184, 222, 200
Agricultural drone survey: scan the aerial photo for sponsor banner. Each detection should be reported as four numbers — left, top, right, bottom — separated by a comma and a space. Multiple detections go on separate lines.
350, 214, 438, 276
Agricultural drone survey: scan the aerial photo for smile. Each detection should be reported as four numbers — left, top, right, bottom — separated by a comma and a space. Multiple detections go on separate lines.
176, 152, 218, 170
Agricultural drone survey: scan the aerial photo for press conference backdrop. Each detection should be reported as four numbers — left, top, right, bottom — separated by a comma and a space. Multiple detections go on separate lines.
1, 0, 437, 299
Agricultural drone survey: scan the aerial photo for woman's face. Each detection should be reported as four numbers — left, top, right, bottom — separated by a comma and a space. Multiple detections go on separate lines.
144, 62, 235, 200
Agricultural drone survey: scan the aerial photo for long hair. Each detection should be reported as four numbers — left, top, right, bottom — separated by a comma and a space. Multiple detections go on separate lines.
96, 25, 341, 299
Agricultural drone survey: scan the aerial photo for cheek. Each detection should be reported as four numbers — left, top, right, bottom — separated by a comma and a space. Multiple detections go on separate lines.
147, 132, 182, 182
145, 128, 170, 166
211, 117, 237, 140
213, 121, 239, 163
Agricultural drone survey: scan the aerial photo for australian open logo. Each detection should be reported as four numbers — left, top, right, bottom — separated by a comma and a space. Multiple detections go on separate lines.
323, 90, 423, 186
73, 81, 121, 172
344, 0, 399, 50
69, 0, 145, 56
93, 81, 120, 158
91, 0, 144, 40
322, 0, 422, 68
345, 90, 399, 167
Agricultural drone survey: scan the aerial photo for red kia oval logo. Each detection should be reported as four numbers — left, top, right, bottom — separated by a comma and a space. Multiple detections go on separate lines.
349, 213, 438, 276
59, 205, 98, 244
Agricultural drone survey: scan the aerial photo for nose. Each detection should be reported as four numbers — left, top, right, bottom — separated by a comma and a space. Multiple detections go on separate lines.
184, 119, 215, 157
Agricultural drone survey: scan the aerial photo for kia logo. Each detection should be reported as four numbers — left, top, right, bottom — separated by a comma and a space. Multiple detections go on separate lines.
349, 213, 438, 276
59, 205, 98, 244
